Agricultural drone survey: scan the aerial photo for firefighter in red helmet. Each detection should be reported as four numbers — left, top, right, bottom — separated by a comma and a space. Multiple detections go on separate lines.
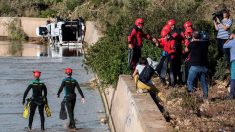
167, 19, 176, 31
128, 18, 157, 72
182, 26, 194, 84
166, 19, 184, 85
57, 68, 85, 129
155, 28, 177, 86
23, 70, 47, 130
183, 21, 193, 29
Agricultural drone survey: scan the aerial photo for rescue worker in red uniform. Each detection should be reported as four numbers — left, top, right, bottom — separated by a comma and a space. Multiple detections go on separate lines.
155, 26, 177, 86
166, 19, 184, 85
184, 21, 193, 30
182, 27, 193, 83
128, 18, 156, 72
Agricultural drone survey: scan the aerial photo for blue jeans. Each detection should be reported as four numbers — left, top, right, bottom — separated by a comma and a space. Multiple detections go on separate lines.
229, 61, 235, 98
187, 66, 208, 98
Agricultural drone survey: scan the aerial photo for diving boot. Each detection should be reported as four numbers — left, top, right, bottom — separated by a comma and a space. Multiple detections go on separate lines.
70, 123, 77, 130
41, 124, 45, 130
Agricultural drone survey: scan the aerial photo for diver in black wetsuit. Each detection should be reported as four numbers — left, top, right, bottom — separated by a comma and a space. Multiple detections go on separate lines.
23, 70, 47, 130
57, 68, 85, 129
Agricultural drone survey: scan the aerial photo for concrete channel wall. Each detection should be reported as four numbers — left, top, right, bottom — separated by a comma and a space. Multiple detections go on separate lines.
83, 21, 103, 45
103, 75, 171, 132
0, 17, 102, 44
0, 17, 48, 37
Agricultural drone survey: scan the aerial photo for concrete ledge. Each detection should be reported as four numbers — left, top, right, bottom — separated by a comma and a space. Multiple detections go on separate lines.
0, 17, 48, 38
109, 75, 171, 132
84, 21, 103, 45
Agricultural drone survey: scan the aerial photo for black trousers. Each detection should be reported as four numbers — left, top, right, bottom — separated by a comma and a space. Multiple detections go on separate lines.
66, 99, 76, 128
156, 56, 174, 86
129, 48, 141, 72
29, 102, 45, 128
172, 56, 182, 84
217, 38, 230, 62
157, 55, 182, 86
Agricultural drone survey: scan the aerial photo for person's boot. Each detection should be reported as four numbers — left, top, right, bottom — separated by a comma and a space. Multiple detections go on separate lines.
70, 122, 76, 130
68, 122, 72, 129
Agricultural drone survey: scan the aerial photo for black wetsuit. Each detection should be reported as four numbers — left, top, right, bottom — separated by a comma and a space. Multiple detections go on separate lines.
23, 79, 47, 129
57, 77, 84, 129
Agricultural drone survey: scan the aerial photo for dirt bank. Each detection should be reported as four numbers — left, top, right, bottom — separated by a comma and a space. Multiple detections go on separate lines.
153, 77, 235, 132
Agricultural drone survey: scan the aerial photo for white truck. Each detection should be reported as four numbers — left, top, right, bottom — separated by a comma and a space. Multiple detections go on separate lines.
36, 18, 85, 53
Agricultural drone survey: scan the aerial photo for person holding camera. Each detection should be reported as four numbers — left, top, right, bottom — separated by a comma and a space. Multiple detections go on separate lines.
223, 31, 235, 99
214, 9, 233, 62
185, 30, 209, 100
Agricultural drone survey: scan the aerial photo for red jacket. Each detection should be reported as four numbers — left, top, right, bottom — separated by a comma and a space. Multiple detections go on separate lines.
158, 38, 176, 57
128, 26, 151, 48
171, 31, 184, 42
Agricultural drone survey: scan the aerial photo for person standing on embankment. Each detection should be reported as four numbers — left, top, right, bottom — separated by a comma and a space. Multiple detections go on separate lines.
128, 18, 157, 73
223, 30, 235, 99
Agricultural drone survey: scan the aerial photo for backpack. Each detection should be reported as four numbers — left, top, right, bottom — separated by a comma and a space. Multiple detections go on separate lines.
139, 65, 155, 84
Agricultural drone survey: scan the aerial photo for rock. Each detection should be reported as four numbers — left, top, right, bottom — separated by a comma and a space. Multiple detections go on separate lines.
183, 119, 191, 126
175, 126, 180, 130
217, 90, 225, 94
100, 117, 108, 124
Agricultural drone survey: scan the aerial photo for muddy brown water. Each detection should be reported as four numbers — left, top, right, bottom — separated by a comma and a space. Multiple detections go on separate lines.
0, 41, 109, 132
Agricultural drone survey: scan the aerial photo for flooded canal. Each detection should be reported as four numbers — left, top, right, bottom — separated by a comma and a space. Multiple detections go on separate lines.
0, 41, 109, 132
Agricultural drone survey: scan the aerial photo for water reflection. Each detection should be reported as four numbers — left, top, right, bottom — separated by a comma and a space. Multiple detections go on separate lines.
48, 45, 82, 57
0, 41, 82, 57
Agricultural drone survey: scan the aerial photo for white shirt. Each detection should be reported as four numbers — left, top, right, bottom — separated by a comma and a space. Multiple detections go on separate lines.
136, 64, 145, 74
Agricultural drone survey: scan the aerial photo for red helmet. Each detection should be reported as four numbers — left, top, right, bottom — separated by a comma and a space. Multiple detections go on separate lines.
167, 19, 176, 26
161, 29, 170, 37
184, 27, 193, 37
33, 70, 41, 78
65, 68, 72, 74
184, 21, 193, 29
162, 25, 171, 32
135, 18, 144, 27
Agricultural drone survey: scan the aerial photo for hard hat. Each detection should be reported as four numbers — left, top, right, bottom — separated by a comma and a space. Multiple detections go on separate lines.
161, 29, 170, 37
162, 25, 171, 32
135, 18, 144, 27
167, 19, 176, 26
65, 68, 72, 74
184, 27, 193, 36
184, 21, 193, 29
33, 70, 41, 78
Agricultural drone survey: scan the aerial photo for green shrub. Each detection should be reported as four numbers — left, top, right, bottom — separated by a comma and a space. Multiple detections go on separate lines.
85, 0, 223, 86
90, 0, 107, 5
40, 9, 56, 18
7, 19, 27, 41
168, 89, 201, 111
64, 0, 83, 11
213, 57, 229, 80
85, 17, 130, 86
0, 0, 16, 16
